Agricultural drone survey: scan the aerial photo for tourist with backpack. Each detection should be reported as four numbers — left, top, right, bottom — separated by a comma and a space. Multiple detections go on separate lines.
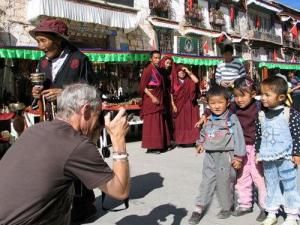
188, 85, 246, 225
255, 75, 300, 225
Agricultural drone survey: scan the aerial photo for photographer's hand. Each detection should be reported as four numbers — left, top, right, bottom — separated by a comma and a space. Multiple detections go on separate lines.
104, 108, 129, 153
100, 108, 130, 200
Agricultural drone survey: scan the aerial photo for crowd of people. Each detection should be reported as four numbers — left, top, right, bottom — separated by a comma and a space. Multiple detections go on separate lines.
187, 70, 300, 225
1, 18, 300, 225
139, 51, 201, 153
139, 45, 300, 225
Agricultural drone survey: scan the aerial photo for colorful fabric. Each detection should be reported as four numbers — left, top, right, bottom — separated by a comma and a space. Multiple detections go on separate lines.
263, 159, 300, 214
235, 145, 266, 209
257, 109, 293, 161
199, 110, 246, 157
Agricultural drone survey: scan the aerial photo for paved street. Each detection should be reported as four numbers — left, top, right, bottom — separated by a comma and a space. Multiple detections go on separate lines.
86, 141, 284, 225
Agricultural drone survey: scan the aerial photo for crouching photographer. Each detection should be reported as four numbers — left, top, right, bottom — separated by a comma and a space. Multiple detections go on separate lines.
0, 83, 130, 225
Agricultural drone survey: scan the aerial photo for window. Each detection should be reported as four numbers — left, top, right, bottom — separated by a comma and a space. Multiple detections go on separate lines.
235, 44, 242, 56
208, 0, 221, 10
156, 28, 174, 53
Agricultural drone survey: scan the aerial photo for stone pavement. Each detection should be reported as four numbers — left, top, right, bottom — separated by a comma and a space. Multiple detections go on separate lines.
86, 141, 284, 225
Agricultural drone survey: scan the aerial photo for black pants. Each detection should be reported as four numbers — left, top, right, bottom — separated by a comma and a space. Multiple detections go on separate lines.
0, 142, 10, 160
71, 180, 96, 223
293, 93, 300, 112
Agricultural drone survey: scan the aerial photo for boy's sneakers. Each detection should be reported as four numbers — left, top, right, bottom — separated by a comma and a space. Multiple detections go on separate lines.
188, 211, 203, 225
281, 218, 298, 225
231, 207, 253, 216
261, 215, 277, 225
216, 210, 231, 219
256, 210, 268, 222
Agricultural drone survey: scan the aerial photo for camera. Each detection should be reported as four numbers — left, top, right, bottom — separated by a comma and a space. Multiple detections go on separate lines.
98, 110, 133, 159
101, 146, 111, 158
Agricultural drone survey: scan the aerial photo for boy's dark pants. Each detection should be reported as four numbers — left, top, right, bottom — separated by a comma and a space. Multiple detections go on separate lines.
195, 151, 236, 211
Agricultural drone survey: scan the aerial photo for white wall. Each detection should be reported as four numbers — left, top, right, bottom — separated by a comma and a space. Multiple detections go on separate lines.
0, 0, 36, 46
172, 0, 185, 22
198, 0, 210, 29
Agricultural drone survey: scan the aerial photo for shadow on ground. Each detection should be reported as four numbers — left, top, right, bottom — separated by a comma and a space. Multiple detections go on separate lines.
85, 172, 164, 223
115, 204, 188, 225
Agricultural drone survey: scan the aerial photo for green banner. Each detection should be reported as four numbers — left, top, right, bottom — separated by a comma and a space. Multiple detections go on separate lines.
258, 62, 300, 70
0, 48, 149, 63
0, 48, 44, 60
0, 48, 224, 66
172, 56, 222, 66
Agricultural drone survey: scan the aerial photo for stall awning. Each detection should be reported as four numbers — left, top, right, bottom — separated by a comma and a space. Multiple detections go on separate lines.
0, 48, 150, 62
0, 48, 44, 60
258, 62, 300, 70
26, 0, 142, 30
0, 47, 224, 66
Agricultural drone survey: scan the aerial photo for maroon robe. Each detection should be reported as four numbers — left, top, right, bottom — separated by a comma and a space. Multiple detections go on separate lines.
172, 77, 199, 145
159, 56, 175, 141
139, 63, 170, 150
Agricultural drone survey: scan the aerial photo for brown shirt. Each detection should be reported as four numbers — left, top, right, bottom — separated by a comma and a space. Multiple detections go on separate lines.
0, 120, 113, 225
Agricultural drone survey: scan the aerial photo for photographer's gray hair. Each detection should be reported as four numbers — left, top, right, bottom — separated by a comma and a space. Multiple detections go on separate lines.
56, 83, 101, 119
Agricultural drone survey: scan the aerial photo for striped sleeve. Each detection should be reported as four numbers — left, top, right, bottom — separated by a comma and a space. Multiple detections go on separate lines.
239, 63, 246, 77
215, 64, 222, 85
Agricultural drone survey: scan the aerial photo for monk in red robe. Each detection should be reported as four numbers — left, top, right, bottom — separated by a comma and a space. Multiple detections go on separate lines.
171, 65, 199, 146
140, 51, 170, 153
159, 56, 175, 142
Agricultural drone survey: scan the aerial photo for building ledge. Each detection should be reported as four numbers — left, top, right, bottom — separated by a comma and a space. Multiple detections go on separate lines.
148, 17, 180, 30
70, 0, 138, 14
26, 0, 142, 30
249, 38, 282, 46
150, 17, 179, 25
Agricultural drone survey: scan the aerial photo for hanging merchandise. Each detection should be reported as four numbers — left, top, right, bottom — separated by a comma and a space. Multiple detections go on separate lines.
291, 53, 296, 63
273, 49, 278, 62
290, 24, 298, 39
187, 0, 194, 10
216, 33, 225, 44
202, 40, 209, 54
255, 16, 260, 29
230, 6, 235, 23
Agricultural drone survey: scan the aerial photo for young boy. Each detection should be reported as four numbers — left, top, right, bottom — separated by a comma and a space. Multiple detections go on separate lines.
188, 85, 246, 225
256, 75, 300, 225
